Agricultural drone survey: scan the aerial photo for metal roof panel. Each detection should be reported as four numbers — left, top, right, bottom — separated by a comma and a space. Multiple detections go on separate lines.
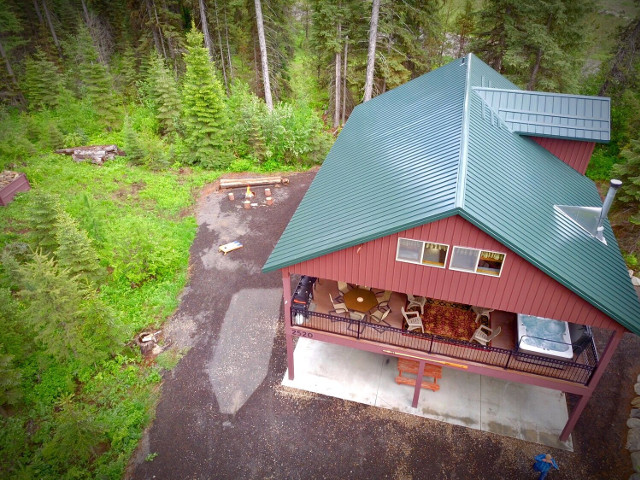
263, 54, 640, 334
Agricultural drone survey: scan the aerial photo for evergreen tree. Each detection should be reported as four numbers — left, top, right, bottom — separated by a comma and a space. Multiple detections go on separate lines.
55, 210, 102, 285
612, 139, 640, 224
147, 53, 182, 137
471, 0, 523, 73
16, 251, 118, 368
181, 24, 229, 167
41, 395, 106, 467
29, 191, 61, 255
123, 115, 145, 164
68, 23, 119, 127
472, 0, 594, 92
21, 49, 63, 109
0, 289, 22, 413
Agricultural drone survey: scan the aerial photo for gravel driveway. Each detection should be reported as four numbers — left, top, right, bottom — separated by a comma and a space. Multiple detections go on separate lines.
127, 170, 639, 480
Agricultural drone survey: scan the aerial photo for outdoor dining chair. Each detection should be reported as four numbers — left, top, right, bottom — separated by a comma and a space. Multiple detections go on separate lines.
370, 308, 390, 324
470, 325, 502, 346
407, 294, 427, 314
376, 290, 392, 310
401, 306, 424, 333
471, 306, 494, 324
337, 281, 350, 295
329, 293, 348, 317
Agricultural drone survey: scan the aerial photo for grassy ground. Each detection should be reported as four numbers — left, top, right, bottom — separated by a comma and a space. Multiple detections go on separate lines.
0, 150, 219, 478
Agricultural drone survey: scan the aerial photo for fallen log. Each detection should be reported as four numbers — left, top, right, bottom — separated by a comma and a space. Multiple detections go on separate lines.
56, 144, 125, 165
219, 176, 289, 189
55, 144, 125, 155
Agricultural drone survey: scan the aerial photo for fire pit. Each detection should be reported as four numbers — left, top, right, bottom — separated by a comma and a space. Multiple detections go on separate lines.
0, 171, 30, 206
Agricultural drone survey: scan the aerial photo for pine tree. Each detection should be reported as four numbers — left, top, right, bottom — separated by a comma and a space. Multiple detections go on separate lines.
16, 251, 118, 367
612, 139, 640, 223
21, 49, 63, 110
471, 0, 523, 73
123, 115, 145, 164
472, 0, 594, 92
29, 191, 61, 255
69, 23, 119, 126
0, 289, 22, 412
41, 395, 106, 467
147, 53, 182, 137
55, 210, 102, 285
181, 23, 229, 167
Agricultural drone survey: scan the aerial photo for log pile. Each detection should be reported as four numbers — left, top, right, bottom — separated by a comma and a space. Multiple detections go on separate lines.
55, 144, 126, 165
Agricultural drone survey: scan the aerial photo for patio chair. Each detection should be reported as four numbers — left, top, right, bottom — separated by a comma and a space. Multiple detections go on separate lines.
401, 306, 424, 333
370, 308, 390, 324
337, 281, 350, 295
471, 306, 494, 324
407, 294, 427, 314
470, 325, 502, 346
329, 294, 348, 317
349, 311, 365, 321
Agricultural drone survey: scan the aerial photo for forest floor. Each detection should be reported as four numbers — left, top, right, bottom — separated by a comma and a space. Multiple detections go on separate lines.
126, 170, 640, 480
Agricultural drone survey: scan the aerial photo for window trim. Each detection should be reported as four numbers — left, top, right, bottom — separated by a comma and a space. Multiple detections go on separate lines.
396, 238, 449, 269
449, 246, 506, 278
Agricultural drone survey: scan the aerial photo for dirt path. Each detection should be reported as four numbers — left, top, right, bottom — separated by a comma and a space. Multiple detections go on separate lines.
127, 170, 639, 480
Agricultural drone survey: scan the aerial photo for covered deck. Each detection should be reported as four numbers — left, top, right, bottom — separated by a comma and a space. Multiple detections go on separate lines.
292, 277, 599, 387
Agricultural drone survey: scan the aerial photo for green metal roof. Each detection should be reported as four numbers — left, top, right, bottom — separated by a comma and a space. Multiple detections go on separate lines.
263, 54, 640, 335
473, 88, 610, 142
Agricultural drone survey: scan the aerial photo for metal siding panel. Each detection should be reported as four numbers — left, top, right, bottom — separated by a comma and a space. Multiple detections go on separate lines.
531, 137, 594, 175
289, 215, 621, 330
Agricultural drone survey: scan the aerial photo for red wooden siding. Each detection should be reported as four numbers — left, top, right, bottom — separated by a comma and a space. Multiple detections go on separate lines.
531, 137, 595, 175
284, 215, 621, 331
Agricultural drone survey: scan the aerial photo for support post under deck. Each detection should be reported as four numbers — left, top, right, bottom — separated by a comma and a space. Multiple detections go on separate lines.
412, 360, 427, 408
559, 327, 625, 441
282, 269, 294, 380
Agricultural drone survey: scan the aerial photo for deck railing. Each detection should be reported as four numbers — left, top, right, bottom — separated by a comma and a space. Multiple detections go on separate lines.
291, 306, 598, 385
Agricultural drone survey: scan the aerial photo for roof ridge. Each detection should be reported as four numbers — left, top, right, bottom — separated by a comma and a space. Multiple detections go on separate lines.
454, 53, 473, 209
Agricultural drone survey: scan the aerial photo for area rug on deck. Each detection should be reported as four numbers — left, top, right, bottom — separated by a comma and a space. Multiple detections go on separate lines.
402, 299, 484, 341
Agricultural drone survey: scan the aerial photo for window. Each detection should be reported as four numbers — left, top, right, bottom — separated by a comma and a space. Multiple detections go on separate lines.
396, 238, 449, 268
450, 247, 506, 277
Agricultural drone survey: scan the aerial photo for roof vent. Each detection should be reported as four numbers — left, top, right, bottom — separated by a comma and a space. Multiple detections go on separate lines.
460, 57, 466, 66
554, 179, 622, 245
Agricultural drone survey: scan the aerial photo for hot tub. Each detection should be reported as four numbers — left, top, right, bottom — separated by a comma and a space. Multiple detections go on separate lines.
516, 314, 573, 360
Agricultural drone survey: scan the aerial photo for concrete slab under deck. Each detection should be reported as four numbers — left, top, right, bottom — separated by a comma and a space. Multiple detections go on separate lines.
282, 338, 573, 451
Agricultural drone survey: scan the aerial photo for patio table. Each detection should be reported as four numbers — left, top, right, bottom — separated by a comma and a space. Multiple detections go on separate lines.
343, 288, 378, 312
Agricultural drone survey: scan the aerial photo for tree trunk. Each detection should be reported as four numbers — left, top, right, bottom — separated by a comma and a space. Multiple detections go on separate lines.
224, 6, 233, 81
152, 1, 168, 60
0, 37, 18, 87
213, 0, 228, 93
334, 23, 341, 128
527, 14, 552, 90
341, 37, 348, 125
198, 0, 215, 62
145, 0, 162, 56
80, 0, 90, 25
254, 0, 273, 111
363, 0, 380, 102
41, 0, 61, 54
33, 0, 43, 24
254, 38, 260, 94
600, 17, 640, 96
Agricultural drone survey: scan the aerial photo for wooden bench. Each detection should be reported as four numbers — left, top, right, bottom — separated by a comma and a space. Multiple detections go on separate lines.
395, 358, 442, 392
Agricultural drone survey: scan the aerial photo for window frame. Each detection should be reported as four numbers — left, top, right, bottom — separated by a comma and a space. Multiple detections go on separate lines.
448, 246, 506, 277
396, 237, 449, 269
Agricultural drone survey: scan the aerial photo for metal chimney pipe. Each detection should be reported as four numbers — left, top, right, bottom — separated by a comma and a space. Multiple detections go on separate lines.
596, 179, 622, 236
